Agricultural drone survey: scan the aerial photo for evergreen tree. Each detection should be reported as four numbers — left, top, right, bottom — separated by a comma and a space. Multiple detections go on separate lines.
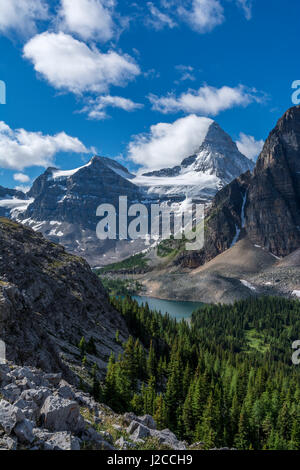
79, 336, 86, 357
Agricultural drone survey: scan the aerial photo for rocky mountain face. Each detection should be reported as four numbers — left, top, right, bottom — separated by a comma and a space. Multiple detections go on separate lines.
11, 156, 146, 266
25, 156, 139, 226
176, 171, 251, 268
137, 121, 254, 203
0, 187, 26, 200
245, 106, 300, 256
177, 106, 300, 268
0, 218, 128, 382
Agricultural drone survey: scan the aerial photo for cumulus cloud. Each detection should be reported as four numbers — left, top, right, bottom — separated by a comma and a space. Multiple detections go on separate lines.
0, 121, 90, 171
149, 84, 262, 116
146, 2, 177, 30
0, 0, 48, 38
81, 95, 143, 120
128, 114, 213, 171
23, 32, 141, 95
178, 0, 225, 33
13, 173, 30, 183
236, 133, 264, 161
236, 0, 253, 20
58, 0, 116, 42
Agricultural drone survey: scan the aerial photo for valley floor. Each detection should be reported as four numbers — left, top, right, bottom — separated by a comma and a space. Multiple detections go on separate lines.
103, 237, 300, 304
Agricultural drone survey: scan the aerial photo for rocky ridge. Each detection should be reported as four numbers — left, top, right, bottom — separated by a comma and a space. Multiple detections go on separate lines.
0, 217, 128, 382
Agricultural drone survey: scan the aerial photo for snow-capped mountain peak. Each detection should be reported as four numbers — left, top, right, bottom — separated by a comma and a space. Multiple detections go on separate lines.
134, 121, 254, 202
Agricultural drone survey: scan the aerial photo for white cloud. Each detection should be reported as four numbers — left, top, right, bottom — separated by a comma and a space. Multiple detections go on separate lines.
13, 173, 30, 183
175, 65, 196, 82
58, 0, 116, 42
81, 95, 143, 120
15, 185, 31, 193
23, 32, 141, 95
236, 133, 264, 161
236, 0, 253, 20
178, 0, 224, 33
149, 84, 262, 116
128, 114, 213, 171
0, 0, 48, 38
146, 2, 177, 30
0, 121, 90, 171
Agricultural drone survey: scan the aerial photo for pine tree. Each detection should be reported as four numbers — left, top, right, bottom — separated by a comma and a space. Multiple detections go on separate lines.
234, 410, 250, 450
143, 376, 156, 415
115, 330, 120, 344
147, 341, 156, 378
154, 394, 166, 429
79, 336, 86, 357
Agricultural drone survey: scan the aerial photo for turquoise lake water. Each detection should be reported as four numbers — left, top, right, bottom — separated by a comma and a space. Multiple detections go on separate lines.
131, 295, 204, 321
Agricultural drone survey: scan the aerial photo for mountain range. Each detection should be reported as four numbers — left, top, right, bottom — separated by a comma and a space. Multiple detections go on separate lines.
0, 120, 254, 266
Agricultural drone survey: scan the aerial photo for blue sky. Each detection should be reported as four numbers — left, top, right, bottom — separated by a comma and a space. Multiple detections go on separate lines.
0, 0, 298, 191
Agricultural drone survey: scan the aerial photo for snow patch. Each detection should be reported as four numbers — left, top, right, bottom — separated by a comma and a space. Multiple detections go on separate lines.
0, 198, 33, 210
107, 165, 132, 180
240, 280, 256, 291
292, 290, 300, 298
49, 221, 62, 226
32, 221, 46, 232
52, 161, 92, 180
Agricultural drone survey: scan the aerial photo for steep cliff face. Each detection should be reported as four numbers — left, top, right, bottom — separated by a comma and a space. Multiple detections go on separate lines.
176, 172, 251, 268
0, 218, 128, 382
176, 106, 300, 268
245, 106, 300, 256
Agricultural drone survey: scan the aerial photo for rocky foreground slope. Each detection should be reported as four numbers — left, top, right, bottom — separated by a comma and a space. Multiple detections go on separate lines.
0, 363, 194, 451
0, 217, 128, 383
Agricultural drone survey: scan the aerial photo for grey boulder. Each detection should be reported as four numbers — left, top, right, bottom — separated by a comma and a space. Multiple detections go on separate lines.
131, 424, 150, 442
43, 432, 81, 451
14, 418, 35, 444
0, 399, 25, 434
138, 415, 156, 430
150, 429, 187, 450
13, 398, 39, 422
40, 396, 84, 433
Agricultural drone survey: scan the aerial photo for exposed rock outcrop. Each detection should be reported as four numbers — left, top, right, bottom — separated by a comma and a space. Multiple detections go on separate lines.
246, 106, 300, 256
